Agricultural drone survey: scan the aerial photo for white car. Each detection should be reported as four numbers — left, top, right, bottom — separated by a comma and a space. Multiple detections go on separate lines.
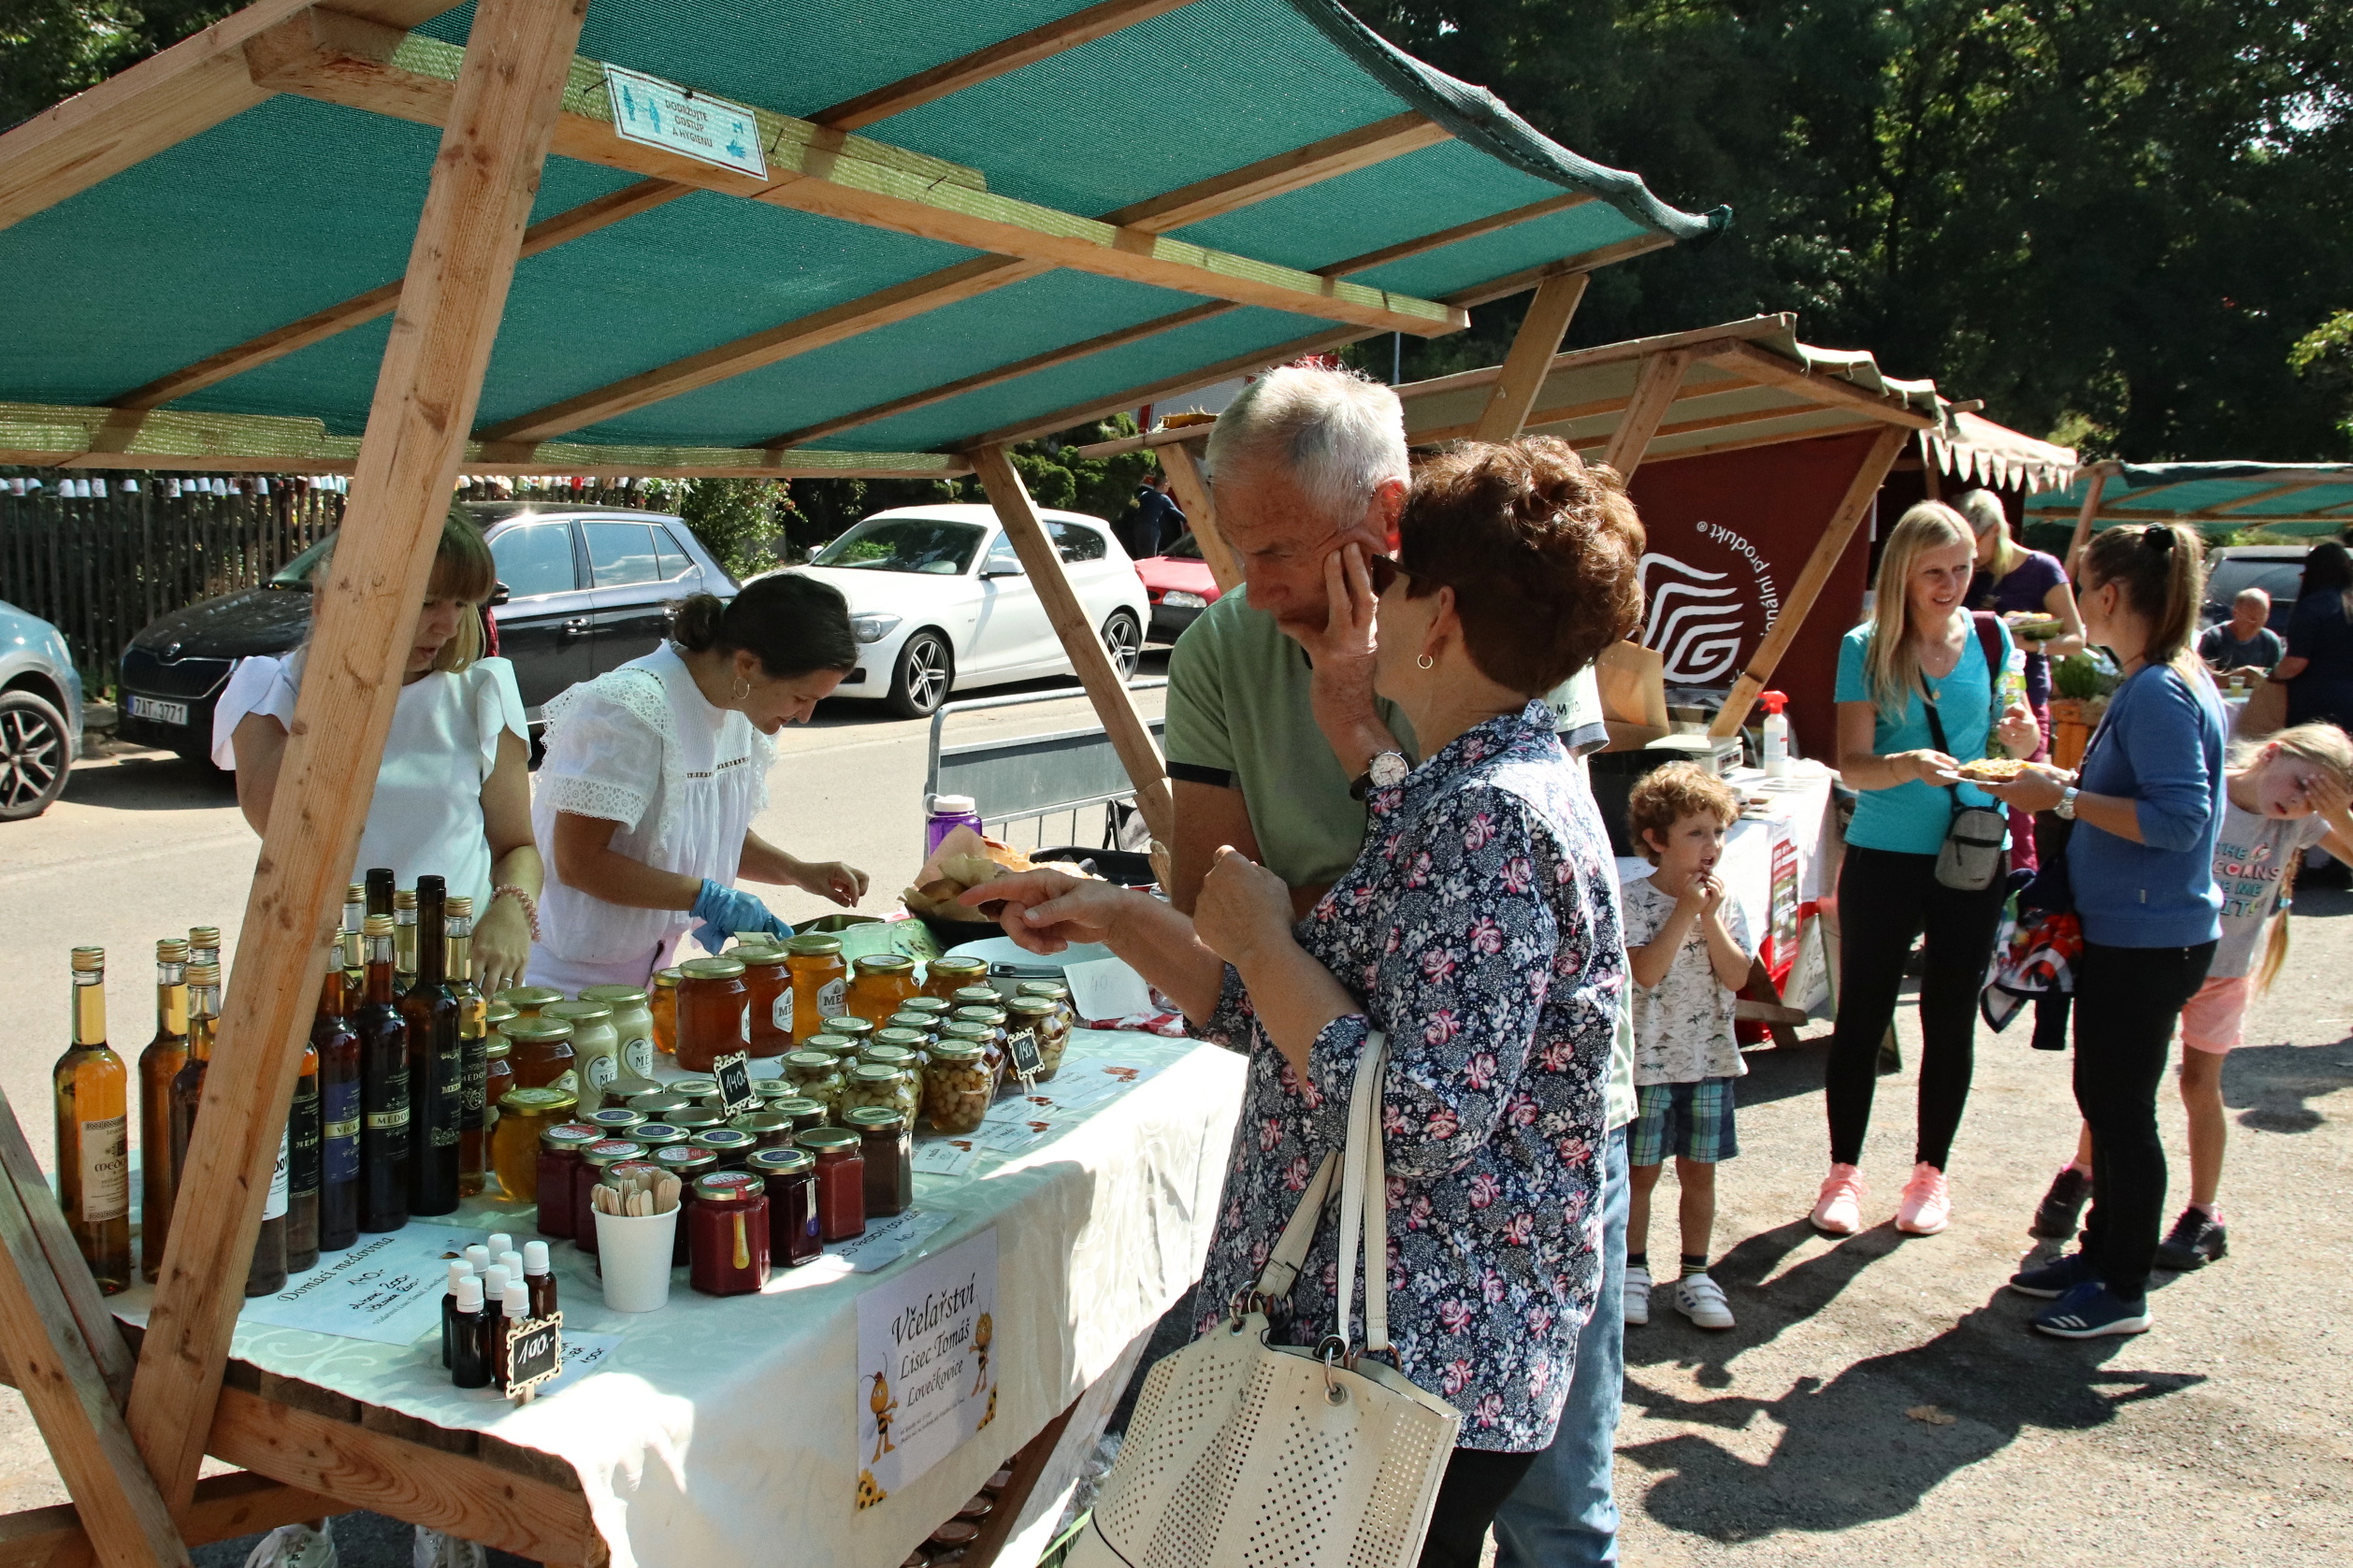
793, 504, 1149, 717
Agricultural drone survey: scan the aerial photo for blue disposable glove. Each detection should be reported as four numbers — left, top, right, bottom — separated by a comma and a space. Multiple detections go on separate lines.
689, 878, 788, 952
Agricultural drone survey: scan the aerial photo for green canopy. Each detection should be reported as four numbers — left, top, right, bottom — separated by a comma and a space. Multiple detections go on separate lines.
2026, 462, 2353, 536
0, 0, 1725, 476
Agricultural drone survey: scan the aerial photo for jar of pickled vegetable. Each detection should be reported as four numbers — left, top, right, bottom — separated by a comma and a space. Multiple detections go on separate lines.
753, 1078, 798, 1108
839, 1061, 917, 1127
768, 1096, 827, 1134
924, 957, 989, 1000
898, 995, 952, 1023
798, 1128, 865, 1241
949, 985, 1003, 1014
497, 985, 563, 1021
542, 1000, 620, 1100
675, 957, 749, 1071
922, 1042, 991, 1134
783, 934, 847, 1042
689, 1127, 757, 1170
572, 1140, 646, 1257
1018, 979, 1076, 1037
494, 1086, 577, 1203
734, 942, 792, 1058
885, 1012, 940, 1047
501, 1016, 577, 1093
529, 1119, 597, 1230
939, 1020, 1002, 1092
580, 985, 658, 1080
873, 1027, 930, 1068
847, 955, 919, 1026
650, 967, 681, 1057
781, 1050, 843, 1116
860, 1041, 918, 1074
818, 1015, 873, 1052
843, 1105, 913, 1216
747, 1146, 820, 1266
1005, 996, 1068, 1082
803, 1034, 859, 1067
689, 1172, 769, 1295
729, 1110, 796, 1150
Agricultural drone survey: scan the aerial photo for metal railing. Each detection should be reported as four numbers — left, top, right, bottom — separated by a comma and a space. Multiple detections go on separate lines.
925, 680, 1166, 850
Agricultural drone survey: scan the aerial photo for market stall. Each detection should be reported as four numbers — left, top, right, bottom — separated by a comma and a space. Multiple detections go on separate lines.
2024, 461, 2353, 573
0, 2, 1723, 1564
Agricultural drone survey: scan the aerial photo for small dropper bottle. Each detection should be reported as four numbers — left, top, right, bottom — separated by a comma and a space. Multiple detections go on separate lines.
440, 1259, 473, 1369
523, 1240, 557, 1317
450, 1276, 488, 1388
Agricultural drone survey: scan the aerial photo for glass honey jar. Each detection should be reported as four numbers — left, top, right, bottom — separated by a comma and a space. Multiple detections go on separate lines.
782, 934, 847, 1043
650, 968, 681, 1057
674, 957, 748, 1072
924, 957, 989, 1001
846, 955, 919, 1026
500, 1016, 577, 1094
733, 942, 792, 1058
491, 1087, 578, 1204
496, 986, 563, 1021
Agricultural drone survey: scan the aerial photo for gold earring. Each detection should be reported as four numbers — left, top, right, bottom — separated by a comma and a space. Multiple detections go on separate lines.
1417, 654, 1435, 670
731, 675, 750, 702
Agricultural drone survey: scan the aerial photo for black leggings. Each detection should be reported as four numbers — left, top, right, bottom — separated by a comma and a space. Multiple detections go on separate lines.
1826, 845, 2009, 1170
2074, 938, 2216, 1298
1419, 1446, 1540, 1568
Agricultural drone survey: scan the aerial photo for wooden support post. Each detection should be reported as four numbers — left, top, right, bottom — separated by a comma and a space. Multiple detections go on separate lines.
1155, 439, 1238, 595
0, 1474, 341, 1568
0, 1086, 134, 1407
124, 0, 588, 1516
2064, 463, 2112, 578
971, 445, 1174, 843
1470, 271, 1589, 442
0, 1092, 191, 1568
1918, 430, 1942, 500
1711, 424, 1911, 739
1600, 350, 1692, 478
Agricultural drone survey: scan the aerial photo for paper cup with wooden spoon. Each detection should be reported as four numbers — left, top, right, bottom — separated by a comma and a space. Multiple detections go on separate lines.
592, 1161, 682, 1313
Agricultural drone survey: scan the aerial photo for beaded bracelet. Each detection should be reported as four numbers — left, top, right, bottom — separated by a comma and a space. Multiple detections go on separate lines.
491, 884, 541, 942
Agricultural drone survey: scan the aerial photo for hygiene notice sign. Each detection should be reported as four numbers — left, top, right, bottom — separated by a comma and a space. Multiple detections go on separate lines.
603, 65, 768, 179
852, 1227, 997, 1511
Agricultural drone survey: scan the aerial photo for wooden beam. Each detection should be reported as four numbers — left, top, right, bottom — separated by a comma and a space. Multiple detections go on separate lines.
1697, 340, 1935, 429
1443, 232, 1673, 309
1711, 424, 1911, 739
0, 1474, 339, 1568
1100, 113, 1448, 235
1156, 439, 1238, 595
0, 1092, 191, 1568
1598, 349, 1691, 477
124, 0, 587, 1515
1917, 430, 1942, 500
972, 445, 1173, 842
1397, 317, 1796, 404
241, 17, 1468, 339
2063, 463, 2115, 576
0, 1, 461, 234
2191, 479, 2319, 517
1586, 416, 1884, 468
808, 0, 1205, 131
1315, 193, 1594, 280
1470, 271, 1589, 443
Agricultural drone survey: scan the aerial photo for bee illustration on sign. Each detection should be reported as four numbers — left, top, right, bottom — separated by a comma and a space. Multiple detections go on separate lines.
969, 1311, 993, 1396
869, 1368, 898, 1461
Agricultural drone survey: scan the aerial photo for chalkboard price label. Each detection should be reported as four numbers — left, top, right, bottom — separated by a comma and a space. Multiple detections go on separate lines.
711, 1051, 759, 1117
506, 1311, 564, 1401
1005, 1029, 1043, 1087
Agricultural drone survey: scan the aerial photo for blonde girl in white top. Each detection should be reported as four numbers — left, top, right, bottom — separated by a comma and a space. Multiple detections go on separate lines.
527, 572, 870, 993
215, 508, 542, 992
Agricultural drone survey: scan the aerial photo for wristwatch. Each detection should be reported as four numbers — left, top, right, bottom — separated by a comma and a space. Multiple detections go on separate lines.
1349, 750, 1410, 801
2057, 785, 2080, 821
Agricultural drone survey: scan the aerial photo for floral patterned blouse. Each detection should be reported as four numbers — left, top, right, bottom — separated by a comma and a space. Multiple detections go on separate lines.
1194, 699, 1624, 1452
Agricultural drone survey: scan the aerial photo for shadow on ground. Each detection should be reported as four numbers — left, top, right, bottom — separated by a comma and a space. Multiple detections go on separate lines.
62, 749, 238, 812
194, 1514, 536, 1568
2226, 1036, 2353, 1133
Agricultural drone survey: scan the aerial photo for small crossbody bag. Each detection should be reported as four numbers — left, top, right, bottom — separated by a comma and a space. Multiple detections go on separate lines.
1922, 615, 2009, 892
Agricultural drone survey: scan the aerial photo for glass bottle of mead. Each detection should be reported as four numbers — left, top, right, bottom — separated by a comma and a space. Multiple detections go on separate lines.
355, 914, 411, 1232
446, 895, 490, 1198
137, 937, 190, 1283
54, 946, 131, 1294
401, 875, 460, 1216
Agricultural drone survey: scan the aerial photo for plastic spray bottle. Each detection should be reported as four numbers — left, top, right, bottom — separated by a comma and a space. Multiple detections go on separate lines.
1760, 690, 1791, 778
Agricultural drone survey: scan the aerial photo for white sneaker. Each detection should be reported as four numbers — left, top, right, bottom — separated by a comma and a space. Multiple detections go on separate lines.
244, 1524, 338, 1568
411, 1528, 486, 1568
1672, 1273, 1736, 1330
1624, 1264, 1652, 1326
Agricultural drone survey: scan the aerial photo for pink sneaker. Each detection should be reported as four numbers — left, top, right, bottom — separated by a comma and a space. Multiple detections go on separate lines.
1896, 1163, 1952, 1235
1811, 1163, 1868, 1235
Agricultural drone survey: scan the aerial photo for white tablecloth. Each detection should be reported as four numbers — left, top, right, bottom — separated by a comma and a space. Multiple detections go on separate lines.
111, 1030, 1244, 1568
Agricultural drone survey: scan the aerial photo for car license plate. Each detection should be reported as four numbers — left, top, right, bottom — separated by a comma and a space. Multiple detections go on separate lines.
127, 696, 189, 726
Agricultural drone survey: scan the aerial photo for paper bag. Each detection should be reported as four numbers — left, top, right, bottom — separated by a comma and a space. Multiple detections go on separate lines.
1596, 640, 1668, 730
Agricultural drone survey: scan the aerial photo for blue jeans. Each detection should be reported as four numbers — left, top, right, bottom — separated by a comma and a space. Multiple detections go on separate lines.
1492, 1125, 1627, 1567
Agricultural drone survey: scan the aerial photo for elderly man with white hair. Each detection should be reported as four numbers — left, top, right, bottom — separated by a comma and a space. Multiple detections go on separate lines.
1160, 360, 1634, 1568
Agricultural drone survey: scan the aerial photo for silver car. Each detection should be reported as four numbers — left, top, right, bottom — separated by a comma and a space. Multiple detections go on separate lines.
0, 598, 83, 820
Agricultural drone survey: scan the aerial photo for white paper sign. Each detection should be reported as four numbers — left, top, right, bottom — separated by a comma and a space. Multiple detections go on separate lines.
1061, 956, 1154, 1023
239, 1228, 478, 1345
602, 65, 768, 179
855, 1228, 998, 1510
539, 1330, 622, 1397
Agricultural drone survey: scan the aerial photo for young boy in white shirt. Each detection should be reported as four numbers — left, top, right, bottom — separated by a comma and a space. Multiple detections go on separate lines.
1621, 763, 1754, 1330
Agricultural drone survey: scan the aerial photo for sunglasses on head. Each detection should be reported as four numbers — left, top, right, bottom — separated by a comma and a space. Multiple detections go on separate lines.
1365, 553, 1406, 596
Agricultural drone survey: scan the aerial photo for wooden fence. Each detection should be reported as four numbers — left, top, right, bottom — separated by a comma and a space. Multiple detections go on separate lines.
0, 474, 345, 695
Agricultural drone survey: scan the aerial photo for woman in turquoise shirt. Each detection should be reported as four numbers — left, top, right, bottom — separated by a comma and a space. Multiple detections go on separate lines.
1813, 503, 2037, 1240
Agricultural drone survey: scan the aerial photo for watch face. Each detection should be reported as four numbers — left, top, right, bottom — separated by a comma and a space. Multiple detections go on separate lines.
1370, 752, 1409, 789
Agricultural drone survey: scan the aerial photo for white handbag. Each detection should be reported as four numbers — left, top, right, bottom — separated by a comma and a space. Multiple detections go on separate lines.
1066, 1035, 1463, 1568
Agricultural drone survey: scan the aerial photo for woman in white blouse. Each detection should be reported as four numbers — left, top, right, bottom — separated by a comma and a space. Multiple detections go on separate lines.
216, 509, 541, 991
527, 572, 870, 993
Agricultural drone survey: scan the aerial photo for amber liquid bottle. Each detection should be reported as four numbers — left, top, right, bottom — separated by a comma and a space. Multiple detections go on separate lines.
355, 914, 411, 1232
188, 926, 221, 971
287, 1029, 322, 1273
361, 869, 393, 1017
402, 876, 460, 1216
340, 882, 368, 1016
137, 937, 190, 1282
167, 963, 219, 1232
447, 895, 490, 1198
54, 947, 132, 1295
313, 941, 362, 1253
393, 886, 420, 996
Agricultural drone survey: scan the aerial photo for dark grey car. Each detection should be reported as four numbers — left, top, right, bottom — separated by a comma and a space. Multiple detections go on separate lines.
117, 502, 737, 761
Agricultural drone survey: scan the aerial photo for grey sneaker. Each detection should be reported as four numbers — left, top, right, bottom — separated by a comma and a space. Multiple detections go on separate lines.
243, 1524, 337, 1568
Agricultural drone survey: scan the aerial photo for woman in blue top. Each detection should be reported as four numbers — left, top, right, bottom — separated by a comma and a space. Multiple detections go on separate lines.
2269, 539, 2353, 731
1991, 524, 2226, 1338
1815, 503, 2037, 1241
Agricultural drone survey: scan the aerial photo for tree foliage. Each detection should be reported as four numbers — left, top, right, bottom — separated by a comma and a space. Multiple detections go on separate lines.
0, 0, 235, 128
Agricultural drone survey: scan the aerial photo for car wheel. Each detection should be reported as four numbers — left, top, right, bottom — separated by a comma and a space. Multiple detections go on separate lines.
888, 630, 954, 719
0, 689, 72, 821
1101, 610, 1143, 679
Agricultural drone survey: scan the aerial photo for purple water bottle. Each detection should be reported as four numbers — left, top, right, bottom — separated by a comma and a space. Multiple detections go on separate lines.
925, 794, 985, 857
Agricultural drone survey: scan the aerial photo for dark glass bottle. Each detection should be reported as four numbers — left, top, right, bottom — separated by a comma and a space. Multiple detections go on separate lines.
340, 882, 367, 1016
355, 914, 411, 1232
55, 947, 131, 1294
286, 1030, 321, 1273
245, 1122, 289, 1297
402, 877, 460, 1216
167, 962, 218, 1231
137, 937, 190, 1283
447, 894, 489, 1199
313, 939, 362, 1253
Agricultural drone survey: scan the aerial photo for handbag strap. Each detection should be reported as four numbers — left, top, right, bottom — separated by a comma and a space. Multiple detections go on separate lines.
1922, 613, 2006, 805
1248, 1032, 1394, 1359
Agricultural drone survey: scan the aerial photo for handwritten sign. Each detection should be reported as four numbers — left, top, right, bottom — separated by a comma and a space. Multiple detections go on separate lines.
505, 1311, 564, 1401
1004, 1028, 1042, 1090
602, 65, 768, 179
854, 1228, 997, 1510
711, 1050, 759, 1117
237, 1228, 473, 1345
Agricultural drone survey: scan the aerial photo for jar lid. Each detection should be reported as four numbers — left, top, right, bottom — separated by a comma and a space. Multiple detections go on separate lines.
874, 1027, 929, 1049
955, 1494, 994, 1520
630, 1123, 689, 1147
581, 1140, 645, 1166
579, 985, 649, 1007
861, 1043, 917, 1069
1006, 997, 1058, 1018
689, 1129, 756, 1151
797, 1127, 861, 1153
747, 1146, 813, 1175
804, 1035, 857, 1057
767, 1095, 825, 1119
651, 1145, 715, 1171
846, 1063, 902, 1085
678, 957, 745, 979
885, 1014, 937, 1033
784, 932, 843, 957
652, 967, 682, 989
584, 1108, 645, 1130
542, 1001, 614, 1027
752, 1079, 798, 1100
605, 1159, 663, 1186
499, 1016, 576, 1043
666, 1107, 725, 1130
484, 1038, 512, 1058
899, 996, 952, 1014
729, 1111, 790, 1135
927, 1040, 983, 1063
929, 957, 988, 975
628, 1091, 693, 1115
729, 938, 783, 959
939, 1021, 993, 1043
694, 1172, 765, 1201
783, 1049, 838, 1072
819, 1016, 873, 1037
928, 1521, 981, 1547
670, 1077, 720, 1100
950, 985, 1002, 1006
855, 954, 916, 973
843, 1105, 906, 1131
952, 1004, 1006, 1023
485, 1000, 518, 1024
540, 1122, 601, 1150
1017, 980, 1069, 1000
496, 985, 564, 1008
500, 1086, 577, 1114
930, 793, 977, 814
604, 1074, 662, 1104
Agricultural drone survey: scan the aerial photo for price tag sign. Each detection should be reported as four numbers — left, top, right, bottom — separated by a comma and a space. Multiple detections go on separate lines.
505, 1311, 564, 1402
711, 1051, 760, 1117
1004, 1029, 1043, 1091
